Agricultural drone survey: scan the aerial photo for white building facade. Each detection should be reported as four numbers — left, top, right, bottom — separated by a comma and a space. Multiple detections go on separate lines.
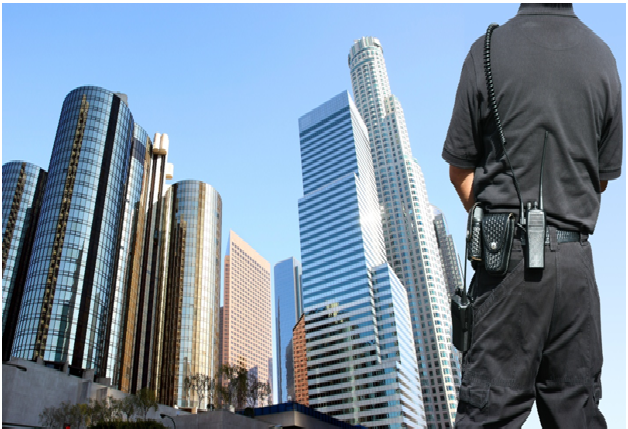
348, 37, 461, 428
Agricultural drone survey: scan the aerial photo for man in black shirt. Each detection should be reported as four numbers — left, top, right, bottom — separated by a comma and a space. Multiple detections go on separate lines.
443, 4, 622, 427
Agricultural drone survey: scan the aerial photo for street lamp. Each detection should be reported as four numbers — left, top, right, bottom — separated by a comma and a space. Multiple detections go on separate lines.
160, 414, 176, 429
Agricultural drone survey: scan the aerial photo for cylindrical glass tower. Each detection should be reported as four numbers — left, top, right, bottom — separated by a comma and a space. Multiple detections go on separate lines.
12, 86, 135, 374
2, 161, 48, 361
102, 123, 152, 387
158, 180, 222, 408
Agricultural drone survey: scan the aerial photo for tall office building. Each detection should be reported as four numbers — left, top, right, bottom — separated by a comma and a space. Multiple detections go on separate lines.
125, 132, 174, 394
298, 91, 425, 428
349, 37, 461, 427
2, 161, 47, 361
274, 257, 303, 403
432, 207, 463, 298
292, 314, 308, 406
102, 123, 152, 389
157, 180, 223, 408
11, 86, 135, 375
4, 86, 229, 410
221, 231, 272, 389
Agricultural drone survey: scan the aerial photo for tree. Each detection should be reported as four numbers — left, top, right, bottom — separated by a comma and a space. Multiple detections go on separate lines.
216, 358, 272, 410
39, 401, 88, 427
87, 397, 117, 424
184, 373, 211, 409
207, 376, 218, 409
134, 389, 158, 421
117, 395, 137, 421
260, 381, 272, 406
108, 397, 125, 421
216, 358, 248, 410
39, 403, 63, 427
246, 372, 261, 408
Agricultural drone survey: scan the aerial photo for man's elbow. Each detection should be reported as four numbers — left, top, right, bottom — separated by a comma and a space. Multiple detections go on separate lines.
449, 165, 475, 212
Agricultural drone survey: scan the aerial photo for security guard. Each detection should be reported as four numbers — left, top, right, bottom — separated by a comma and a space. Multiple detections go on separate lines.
442, 4, 622, 428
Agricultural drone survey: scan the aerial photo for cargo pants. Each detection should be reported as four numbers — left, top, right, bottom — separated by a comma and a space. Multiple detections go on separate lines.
455, 228, 606, 428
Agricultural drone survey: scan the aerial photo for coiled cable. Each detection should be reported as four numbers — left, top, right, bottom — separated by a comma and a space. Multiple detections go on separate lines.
484, 23, 526, 229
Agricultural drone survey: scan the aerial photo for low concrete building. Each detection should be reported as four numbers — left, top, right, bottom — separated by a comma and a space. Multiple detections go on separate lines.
3, 359, 364, 429
2, 358, 185, 427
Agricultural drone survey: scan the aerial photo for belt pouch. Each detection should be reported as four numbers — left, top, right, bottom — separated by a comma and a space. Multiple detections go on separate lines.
482, 213, 515, 276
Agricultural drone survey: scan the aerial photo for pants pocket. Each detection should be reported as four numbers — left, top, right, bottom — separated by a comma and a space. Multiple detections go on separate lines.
459, 378, 490, 409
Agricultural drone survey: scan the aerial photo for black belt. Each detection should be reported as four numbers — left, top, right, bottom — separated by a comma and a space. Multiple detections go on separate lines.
547, 229, 582, 244
518, 228, 583, 245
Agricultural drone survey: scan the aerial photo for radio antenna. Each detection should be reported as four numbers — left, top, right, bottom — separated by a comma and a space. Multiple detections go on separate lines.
539, 131, 548, 210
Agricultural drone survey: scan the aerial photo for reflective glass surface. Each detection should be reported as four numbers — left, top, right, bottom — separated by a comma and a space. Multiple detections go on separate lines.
2, 161, 47, 340
274, 257, 302, 402
104, 123, 150, 387
298, 92, 424, 428
166, 180, 222, 408
12, 86, 134, 374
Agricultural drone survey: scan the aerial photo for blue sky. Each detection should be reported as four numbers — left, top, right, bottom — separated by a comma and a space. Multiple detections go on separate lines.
2, 3, 625, 426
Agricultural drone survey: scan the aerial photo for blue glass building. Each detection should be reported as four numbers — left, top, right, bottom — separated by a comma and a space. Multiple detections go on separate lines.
298, 91, 425, 428
11, 86, 135, 375
2, 161, 47, 361
274, 257, 303, 403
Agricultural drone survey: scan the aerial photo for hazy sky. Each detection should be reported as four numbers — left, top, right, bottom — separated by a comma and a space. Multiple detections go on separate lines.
2, 3, 625, 426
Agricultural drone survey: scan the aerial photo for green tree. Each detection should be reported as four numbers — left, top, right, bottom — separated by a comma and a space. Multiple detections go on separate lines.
217, 357, 271, 410
118, 395, 137, 421
39, 401, 88, 427
107, 397, 125, 422
134, 388, 158, 421
216, 359, 248, 409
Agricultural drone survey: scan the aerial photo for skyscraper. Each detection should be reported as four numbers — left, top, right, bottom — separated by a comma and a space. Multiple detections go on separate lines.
11, 86, 136, 375
349, 37, 461, 427
292, 314, 308, 406
2, 161, 47, 361
126, 132, 174, 394
274, 257, 303, 403
103, 123, 152, 390
4, 86, 228, 411
157, 180, 223, 408
221, 231, 273, 391
298, 91, 425, 428
432, 207, 463, 298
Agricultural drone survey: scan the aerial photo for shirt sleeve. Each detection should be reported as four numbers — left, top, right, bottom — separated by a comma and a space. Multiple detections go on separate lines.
598, 77, 623, 181
442, 49, 482, 170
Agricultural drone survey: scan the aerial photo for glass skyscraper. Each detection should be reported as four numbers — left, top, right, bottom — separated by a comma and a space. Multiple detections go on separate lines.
127, 132, 174, 394
274, 257, 303, 403
432, 207, 463, 298
2, 161, 47, 361
103, 123, 151, 389
158, 180, 222, 408
348, 37, 461, 427
298, 91, 425, 428
4, 86, 225, 410
12, 86, 135, 375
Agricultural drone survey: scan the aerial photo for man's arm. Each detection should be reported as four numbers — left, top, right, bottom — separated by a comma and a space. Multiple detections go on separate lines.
600, 180, 608, 193
450, 165, 475, 212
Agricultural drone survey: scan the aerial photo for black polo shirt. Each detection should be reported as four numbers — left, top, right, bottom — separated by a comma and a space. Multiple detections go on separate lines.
443, 4, 622, 234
